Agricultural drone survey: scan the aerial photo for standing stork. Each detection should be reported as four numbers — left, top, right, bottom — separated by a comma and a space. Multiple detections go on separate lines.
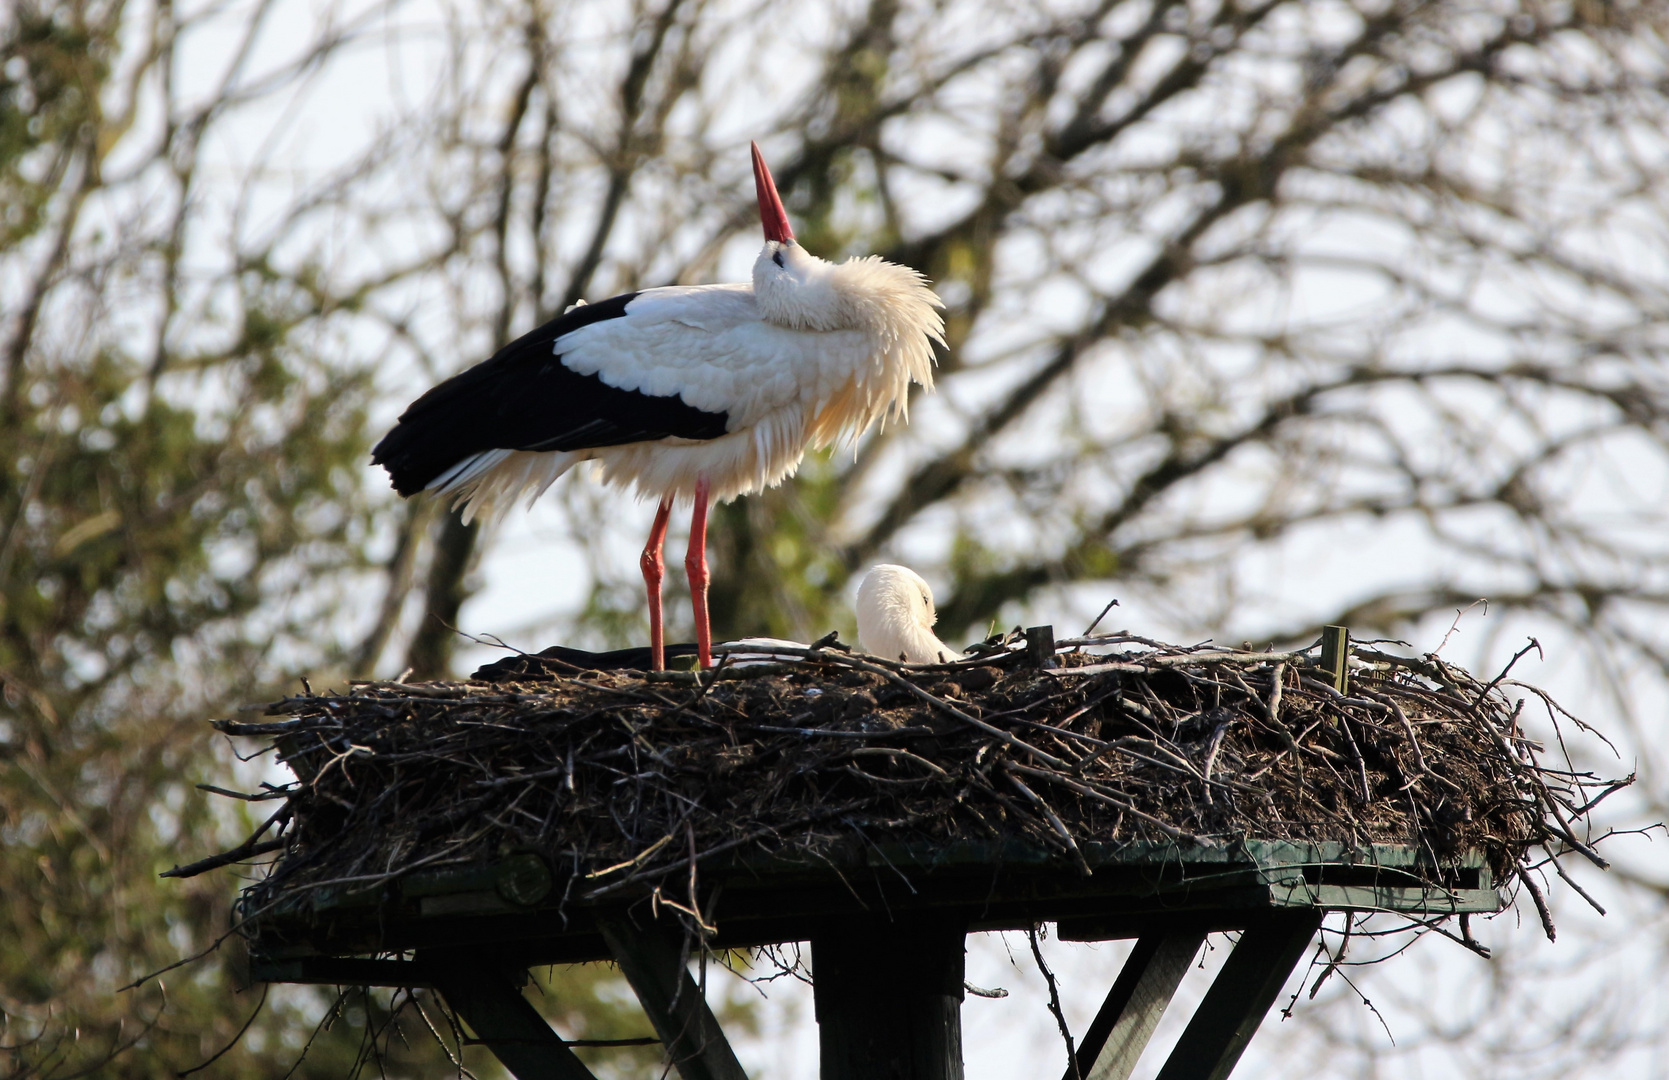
373, 143, 944, 670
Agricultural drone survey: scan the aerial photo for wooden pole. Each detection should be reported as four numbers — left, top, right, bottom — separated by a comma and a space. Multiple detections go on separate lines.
424, 951, 599, 1080
1152, 910, 1321, 1080
596, 913, 749, 1080
812, 915, 968, 1080
1066, 930, 1206, 1080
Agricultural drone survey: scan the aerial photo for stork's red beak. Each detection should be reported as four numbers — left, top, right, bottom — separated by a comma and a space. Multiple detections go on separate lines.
751, 141, 794, 244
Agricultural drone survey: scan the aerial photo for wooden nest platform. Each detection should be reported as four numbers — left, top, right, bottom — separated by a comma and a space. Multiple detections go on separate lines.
193, 628, 1622, 1080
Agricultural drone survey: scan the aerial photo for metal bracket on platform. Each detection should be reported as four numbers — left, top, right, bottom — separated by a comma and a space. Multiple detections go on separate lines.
1152, 910, 1323, 1080
422, 949, 599, 1080
596, 912, 749, 1080
1064, 929, 1207, 1080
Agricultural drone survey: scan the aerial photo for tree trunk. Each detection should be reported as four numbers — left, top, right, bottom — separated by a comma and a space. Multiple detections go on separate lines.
406, 510, 478, 679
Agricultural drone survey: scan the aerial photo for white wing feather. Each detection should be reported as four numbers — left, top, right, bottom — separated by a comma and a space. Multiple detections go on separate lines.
556, 286, 873, 425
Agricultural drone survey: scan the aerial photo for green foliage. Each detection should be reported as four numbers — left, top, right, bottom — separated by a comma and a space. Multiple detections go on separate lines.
0, 10, 399, 1073
0, 6, 103, 246
0, 282, 383, 1075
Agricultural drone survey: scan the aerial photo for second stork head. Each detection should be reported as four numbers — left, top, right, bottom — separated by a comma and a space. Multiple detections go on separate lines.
857, 564, 958, 665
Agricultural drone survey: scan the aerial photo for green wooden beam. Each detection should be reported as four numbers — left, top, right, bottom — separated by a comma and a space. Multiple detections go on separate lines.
1151, 910, 1322, 1080
1065, 929, 1206, 1080
422, 950, 598, 1080
596, 912, 748, 1080
252, 955, 436, 987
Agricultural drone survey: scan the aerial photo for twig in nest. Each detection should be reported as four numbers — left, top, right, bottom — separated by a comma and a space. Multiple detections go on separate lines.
162, 804, 291, 878
843, 654, 1076, 770
1334, 967, 1395, 1045
196, 783, 293, 801
1514, 866, 1557, 942
1003, 762, 1196, 843
1028, 926, 1080, 1080
685, 821, 716, 936
1434, 599, 1488, 656
1201, 718, 1231, 805
585, 832, 676, 879
1333, 711, 1373, 805
1308, 913, 1352, 1000
1004, 768, 1092, 876
1542, 845, 1606, 916
1470, 637, 1541, 716
160, 838, 286, 879
1457, 914, 1489, 958
1357, 688, 1429, 776
1521, 766, 1610, 868
1268, 662, 1285, 725
848, 746, 951, 777
1083, 598, 1120, 636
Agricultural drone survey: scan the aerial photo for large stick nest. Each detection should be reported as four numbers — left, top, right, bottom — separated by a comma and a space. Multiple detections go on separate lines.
201, 633, 1624, 949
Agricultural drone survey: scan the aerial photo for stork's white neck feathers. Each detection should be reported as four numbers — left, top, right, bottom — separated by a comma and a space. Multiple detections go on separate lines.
856, 563, 957, 664
755, 240, 943, 442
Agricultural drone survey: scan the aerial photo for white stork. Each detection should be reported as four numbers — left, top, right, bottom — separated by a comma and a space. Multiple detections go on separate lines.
856, 563, 958, 664
373, 143, 944, 670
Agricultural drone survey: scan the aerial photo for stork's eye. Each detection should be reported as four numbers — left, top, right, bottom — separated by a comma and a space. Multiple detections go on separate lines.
772, 250, 785, 268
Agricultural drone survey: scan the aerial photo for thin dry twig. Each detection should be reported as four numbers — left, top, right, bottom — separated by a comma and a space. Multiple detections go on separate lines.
1029, 926, 1080, 1080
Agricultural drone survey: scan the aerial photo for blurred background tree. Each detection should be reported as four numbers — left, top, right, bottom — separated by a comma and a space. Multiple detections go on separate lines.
3, 0, 1666, 1076
0, 3, 415, 1075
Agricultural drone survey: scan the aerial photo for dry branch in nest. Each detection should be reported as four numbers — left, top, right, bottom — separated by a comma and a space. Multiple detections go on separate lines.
198, 632, 1627, 954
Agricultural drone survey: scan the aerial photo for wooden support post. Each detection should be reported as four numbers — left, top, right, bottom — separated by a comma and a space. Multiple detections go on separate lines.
1026, 625, 1058, 669
1064, 930, 1206, 1080
1152, 910, 1322, 1080
812, 915, 968, 1080
595, 912, 749, 1080
1319, 625, 1349, 695
423, 951, 598, 1080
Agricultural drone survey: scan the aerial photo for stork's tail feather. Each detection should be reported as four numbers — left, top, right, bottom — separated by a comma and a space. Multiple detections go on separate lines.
371, 423, 455, 498
425, 449, 509, 494
433, 448, 579, 525
372, 416, 580, 524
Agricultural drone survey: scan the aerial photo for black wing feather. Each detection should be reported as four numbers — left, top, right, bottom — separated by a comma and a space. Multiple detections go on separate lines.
372, 292, 731, 496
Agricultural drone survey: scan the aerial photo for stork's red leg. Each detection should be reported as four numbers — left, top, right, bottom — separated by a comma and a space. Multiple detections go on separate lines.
640, 498, 674, 671
685, 477, 713, 669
